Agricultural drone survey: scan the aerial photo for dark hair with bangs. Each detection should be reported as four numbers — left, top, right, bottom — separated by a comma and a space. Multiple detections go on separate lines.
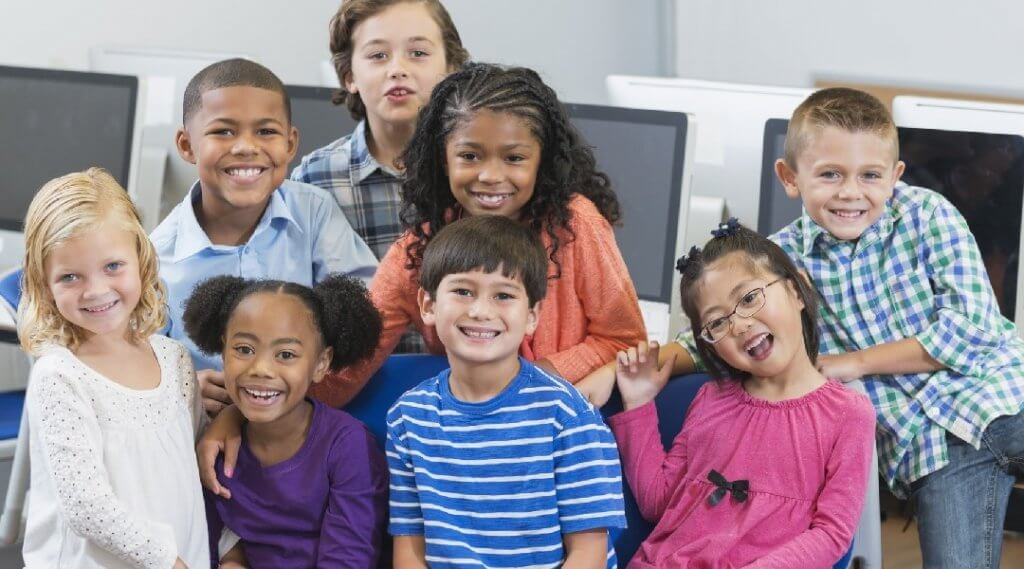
678, 224, 820, 380
400, 62, 621, 278
420, 216, 548, 307
182, 58, 291, 125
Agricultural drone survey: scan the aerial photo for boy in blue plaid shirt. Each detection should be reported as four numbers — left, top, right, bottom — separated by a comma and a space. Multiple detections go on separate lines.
582, 88, 1024, 567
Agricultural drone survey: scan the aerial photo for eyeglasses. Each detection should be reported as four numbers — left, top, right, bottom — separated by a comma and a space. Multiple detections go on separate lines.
699, 279, 783, 344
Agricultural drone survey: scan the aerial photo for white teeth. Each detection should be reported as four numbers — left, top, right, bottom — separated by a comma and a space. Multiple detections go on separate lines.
744, 333, 769, 352
831, 210, 863, 218
83, 301, 116, 313
390, 89, 409, 95
462, 328, 499, 339
474, 193, 510, 205
243, 387, 281, 400
227, 167, 262, 178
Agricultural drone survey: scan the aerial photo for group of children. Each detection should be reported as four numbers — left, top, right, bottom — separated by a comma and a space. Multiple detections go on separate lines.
10, 0, 1024, 568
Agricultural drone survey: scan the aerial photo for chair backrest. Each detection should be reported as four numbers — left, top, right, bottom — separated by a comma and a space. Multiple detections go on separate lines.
0, 269, 21, 313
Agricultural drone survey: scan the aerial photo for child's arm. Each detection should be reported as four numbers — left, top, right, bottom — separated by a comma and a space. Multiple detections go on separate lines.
309, 236, 419, 408
29, 365, 179, 568
817, 337, 942, 381
317, 427, 389, 567
218, 542, 248, 569
197, 405, 244, 499
387, 411, 428, 568
576, 341, 697, 407
310, 186, 378, 285
393, 536, 428, 569
562, 529, 608, 569
743, 397, 876, 568
552, 403, 626, 554
607, 343, 691, 522
540, 204, 647, 382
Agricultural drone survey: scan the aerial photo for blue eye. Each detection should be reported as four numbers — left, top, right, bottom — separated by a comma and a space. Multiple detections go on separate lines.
59, 274, 78, 283
105, 261, 124, 272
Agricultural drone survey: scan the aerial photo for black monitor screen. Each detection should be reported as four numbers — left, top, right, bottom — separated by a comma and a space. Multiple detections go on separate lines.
286, 85, 358, 172
566, 103, 689, 304
0, 66, 137, 232
758, 119, 1024, 320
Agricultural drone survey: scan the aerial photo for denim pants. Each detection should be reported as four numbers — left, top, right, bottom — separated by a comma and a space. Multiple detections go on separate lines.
911, 410, 1024, 568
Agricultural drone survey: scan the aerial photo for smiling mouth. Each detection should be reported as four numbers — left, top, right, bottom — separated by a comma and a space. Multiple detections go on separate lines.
744, 333, 774, 360
469, 191, 513, 208
225, 167, 266, 179
829, 209, 866, 220
82, 300, 118, 314
459, 326, 500, 340
241, 386, 283, 405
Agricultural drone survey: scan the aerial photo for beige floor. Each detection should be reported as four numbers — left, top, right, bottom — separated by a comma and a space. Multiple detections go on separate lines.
880, 513, 1024, 568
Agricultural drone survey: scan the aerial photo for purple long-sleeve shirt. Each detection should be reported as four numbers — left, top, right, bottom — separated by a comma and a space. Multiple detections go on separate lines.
207, 399, 388, 568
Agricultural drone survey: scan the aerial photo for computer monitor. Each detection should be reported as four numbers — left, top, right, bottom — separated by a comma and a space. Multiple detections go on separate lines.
0, 65, 140, 268
286, 84, 359, 172
758, 119, 1024, 327
90, 46, 247, 126
564, 102, 695, 342
893, 96, 1024, 136
606, 75, 812, 229
757, 118, 803, 235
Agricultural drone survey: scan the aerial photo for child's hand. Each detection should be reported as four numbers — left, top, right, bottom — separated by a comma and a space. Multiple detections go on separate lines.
197, 405, 244, 499
616, 341, 676, 412
197, 369, 231, 417
817, 353, 864, 382
575, 365, 616, 407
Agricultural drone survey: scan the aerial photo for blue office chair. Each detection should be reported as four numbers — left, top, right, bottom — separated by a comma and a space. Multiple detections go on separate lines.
0, 267, 26, 545
346, 355, 859, 567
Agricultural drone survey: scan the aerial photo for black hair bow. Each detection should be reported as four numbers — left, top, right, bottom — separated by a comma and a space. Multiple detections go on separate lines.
675, 246, 701, 275
710, 217, 741, 238
707, 469, 749, 506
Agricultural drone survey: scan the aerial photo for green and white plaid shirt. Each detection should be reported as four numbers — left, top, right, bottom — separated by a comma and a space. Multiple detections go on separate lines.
680, 184, 1024, 497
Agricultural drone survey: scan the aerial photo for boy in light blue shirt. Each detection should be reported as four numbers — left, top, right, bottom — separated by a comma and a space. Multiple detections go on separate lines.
151, 59, 376, 415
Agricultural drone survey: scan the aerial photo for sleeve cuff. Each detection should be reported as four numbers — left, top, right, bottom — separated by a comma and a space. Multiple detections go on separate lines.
607, 400, 657, 430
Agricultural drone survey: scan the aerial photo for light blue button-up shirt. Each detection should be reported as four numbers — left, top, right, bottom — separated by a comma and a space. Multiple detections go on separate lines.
151, 179, 378, 371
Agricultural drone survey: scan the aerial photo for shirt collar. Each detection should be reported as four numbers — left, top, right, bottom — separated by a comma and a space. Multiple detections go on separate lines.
349, 120, 400, 185
172, 180, 301, 262
797, 185, 903, 257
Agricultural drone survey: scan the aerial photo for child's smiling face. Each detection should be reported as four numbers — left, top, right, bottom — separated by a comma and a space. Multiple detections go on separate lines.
222, 292, 331, 425
445, 110, 541, 220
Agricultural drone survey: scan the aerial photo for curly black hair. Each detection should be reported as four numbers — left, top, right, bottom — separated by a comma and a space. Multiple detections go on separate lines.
398, 62, 621, 277
182, 274, 381, 371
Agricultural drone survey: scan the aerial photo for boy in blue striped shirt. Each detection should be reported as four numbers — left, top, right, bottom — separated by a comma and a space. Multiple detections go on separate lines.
386, 215, 627, 568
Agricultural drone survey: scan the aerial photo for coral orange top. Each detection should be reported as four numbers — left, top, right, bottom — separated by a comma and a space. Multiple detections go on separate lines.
311, 194, 646, 407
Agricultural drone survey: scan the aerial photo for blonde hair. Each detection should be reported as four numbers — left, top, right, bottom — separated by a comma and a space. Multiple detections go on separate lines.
784, 87, 899, 170
19, 168, 166, 355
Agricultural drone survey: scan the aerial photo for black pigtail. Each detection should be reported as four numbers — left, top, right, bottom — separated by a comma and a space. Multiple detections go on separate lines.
313, 275, 382, 371
183, 275, 247, 355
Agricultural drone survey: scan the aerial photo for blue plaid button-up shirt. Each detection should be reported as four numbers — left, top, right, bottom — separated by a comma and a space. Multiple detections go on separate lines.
681, 184, 1024, 497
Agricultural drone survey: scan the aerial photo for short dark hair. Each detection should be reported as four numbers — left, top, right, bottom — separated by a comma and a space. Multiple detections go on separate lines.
328, 0, 469, 120
419, 215, 548, 307
182, 58, 291, 125
183, 274, 381, 371
678, 224, 820, 380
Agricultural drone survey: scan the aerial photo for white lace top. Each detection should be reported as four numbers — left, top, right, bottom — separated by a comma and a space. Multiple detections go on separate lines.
22, 335, 209, 569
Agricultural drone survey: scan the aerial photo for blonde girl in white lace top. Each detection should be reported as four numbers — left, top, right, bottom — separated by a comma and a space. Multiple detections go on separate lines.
18, 168, 208, 569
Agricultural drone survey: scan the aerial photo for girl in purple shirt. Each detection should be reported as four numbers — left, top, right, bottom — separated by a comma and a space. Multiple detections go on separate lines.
609, 220, 875, 568
184, 274, 386, 568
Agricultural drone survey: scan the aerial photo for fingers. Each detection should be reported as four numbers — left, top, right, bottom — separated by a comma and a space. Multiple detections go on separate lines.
201, 377, 232, 418
637, 340, 649, 365
197, 440, 230, 499
223, 435, 241, 482
657, 353, 678, 381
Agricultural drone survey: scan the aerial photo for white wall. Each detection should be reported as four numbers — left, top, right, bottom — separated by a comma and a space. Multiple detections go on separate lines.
2, 0, 673, 104
674, 0, 1024, 98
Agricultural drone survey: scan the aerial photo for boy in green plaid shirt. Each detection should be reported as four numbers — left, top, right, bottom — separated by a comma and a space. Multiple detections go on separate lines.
580, 87, 1024, 567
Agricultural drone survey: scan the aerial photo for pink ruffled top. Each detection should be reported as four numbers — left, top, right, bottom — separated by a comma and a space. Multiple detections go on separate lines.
609, 379, 875, 568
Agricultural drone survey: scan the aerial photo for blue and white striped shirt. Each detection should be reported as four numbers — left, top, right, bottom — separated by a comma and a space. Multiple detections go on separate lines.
386, 359, 626, 568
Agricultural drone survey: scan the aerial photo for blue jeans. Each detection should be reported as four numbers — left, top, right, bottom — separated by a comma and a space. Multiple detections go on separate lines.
911, 410, 1024, 568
